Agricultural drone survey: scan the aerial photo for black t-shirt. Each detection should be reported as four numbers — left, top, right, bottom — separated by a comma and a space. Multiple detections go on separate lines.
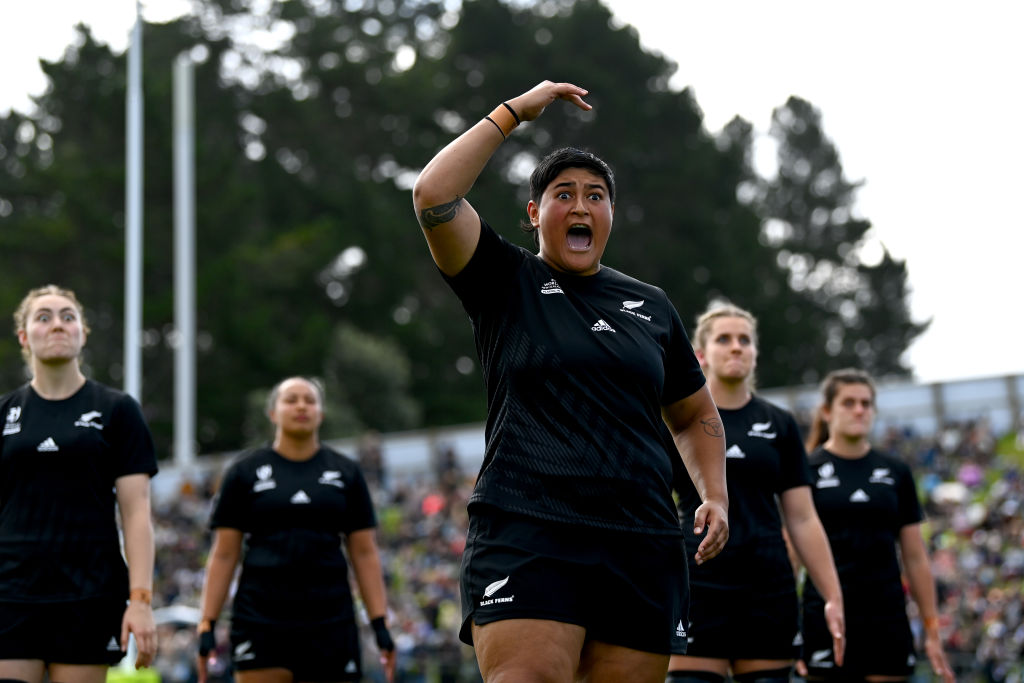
443, 218, 706, 534
680, 395, 811, 573
803, 447, 923, 620
210, 446, 376, 625
0, 380, 158, 602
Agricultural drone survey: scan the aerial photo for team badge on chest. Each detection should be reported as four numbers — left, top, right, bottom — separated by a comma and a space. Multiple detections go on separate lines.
3, 406, 21, 436
253, 464, 276, 492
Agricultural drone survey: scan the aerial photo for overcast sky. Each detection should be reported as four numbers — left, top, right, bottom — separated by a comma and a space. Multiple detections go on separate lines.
3, 0, 1022, 384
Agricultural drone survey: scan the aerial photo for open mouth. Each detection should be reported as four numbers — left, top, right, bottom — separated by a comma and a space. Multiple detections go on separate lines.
567, 226, 592, 250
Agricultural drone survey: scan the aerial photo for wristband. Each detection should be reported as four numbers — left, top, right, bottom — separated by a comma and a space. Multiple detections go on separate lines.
487, 103, 519, 138
129, 588, 152, 605
198, 620, 217, 657
370, 616, 395, 652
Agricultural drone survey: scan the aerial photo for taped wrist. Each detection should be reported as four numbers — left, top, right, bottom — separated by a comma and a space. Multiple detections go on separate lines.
370, 616, 394, 651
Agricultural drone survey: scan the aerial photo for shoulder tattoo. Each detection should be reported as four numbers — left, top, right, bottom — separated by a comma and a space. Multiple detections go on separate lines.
700, 417, 724, 438
418, 196, 463, 230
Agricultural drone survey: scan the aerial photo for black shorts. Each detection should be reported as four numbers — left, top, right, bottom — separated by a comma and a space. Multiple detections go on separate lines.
230, 617, 362, 681
459, 505, 689, 655
801, 608, 915, 678
0, 597, 126, 665
678, 541, 799, 659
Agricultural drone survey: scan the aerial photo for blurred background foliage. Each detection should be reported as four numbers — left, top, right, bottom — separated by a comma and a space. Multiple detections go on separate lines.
0, 0, 926, 457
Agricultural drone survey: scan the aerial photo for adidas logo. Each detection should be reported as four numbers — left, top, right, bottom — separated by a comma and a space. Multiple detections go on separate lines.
37, 437, 59, 452
675, 620, 686, 637
106, 636, 121, 652
290, 490, 311, 504
725, 444, 746, 459
591, 319, 616, 333
849, 488, 870, 502
540, 279, 563, 295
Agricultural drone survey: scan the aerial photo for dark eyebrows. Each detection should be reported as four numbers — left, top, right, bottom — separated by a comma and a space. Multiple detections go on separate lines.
552, 181, 607, 193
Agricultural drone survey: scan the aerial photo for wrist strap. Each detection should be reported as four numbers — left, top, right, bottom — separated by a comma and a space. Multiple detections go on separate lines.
129, 588, 152, 605
487, 103, 519, 138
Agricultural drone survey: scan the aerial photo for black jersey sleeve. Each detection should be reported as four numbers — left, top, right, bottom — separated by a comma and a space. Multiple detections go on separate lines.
442, 217, 527, 317
209, 457, 251, 531
341, 462, 377, 534
776, 409, 812, 492
108, 392, 158, 478
659, 296, 706, 405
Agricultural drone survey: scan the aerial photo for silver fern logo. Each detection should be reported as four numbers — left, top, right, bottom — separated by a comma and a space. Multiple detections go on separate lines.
484, 576, 509, 597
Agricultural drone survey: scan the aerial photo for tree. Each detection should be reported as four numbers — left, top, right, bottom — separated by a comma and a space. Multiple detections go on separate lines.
0, 1, 928, 458
757, 96, 928, 383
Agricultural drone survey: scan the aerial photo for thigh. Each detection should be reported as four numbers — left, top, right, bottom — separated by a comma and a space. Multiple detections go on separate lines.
46, 664, 109, 683
577, 641, 668, 683
473, 618, 584, 683
0, 659, 45, 683
234, 669, 293, 683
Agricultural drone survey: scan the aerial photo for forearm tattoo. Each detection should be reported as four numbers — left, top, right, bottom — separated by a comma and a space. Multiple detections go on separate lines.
700, 417, 724, 438
418, 196, 463, 230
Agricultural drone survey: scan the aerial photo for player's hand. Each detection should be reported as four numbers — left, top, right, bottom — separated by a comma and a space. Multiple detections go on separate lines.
196, 619, 217, 683
371, 616, 397, 683
924, 629, 954, 683
505, 81, 591, 123
121, 601, 157, 668
692, 497, 728, 564
795, 659, 808, 677
824, 598, 845, 666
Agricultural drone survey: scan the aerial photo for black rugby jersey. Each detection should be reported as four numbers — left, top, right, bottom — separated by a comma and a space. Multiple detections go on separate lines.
681, 396, 811, 567
210, 445, 376, 625
444, 218, 706, 534
0, 380, 157, 602
803, 447, 922, 619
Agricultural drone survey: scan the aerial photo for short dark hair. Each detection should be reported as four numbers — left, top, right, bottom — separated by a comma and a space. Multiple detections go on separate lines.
529, 147, 615, 205
521, 147, 616, 243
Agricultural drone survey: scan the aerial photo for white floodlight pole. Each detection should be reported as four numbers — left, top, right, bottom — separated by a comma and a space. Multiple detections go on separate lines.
173, 54, 196, 469
124, 1, 144, 401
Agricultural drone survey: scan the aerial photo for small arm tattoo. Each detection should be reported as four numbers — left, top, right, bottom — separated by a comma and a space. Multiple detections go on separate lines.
418, 196, 463, 230
700, 417, 724, 437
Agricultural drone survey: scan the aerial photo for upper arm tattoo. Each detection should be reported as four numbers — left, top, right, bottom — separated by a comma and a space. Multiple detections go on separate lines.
418, 196, 463, 230
700, 417, 724, 438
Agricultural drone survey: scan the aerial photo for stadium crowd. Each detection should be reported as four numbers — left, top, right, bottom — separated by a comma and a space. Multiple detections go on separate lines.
145, 419, 1023, 683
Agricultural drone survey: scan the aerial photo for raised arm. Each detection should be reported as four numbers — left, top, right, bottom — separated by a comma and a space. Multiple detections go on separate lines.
412, 80, 591, 276
662, 385, 728, 564
781, 486, 845, 666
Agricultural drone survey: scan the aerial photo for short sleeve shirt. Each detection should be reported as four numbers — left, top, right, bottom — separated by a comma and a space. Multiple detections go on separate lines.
210, 446, 376, 625
0, 380, 158, 602
681, 396, 811, 570
804, 447, 923, 619
443, 218, 706, 534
